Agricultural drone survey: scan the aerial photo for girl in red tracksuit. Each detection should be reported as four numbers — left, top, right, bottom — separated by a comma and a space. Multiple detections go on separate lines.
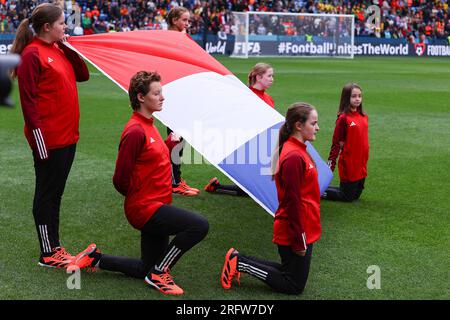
221, 103, 321, 295
71, 71, 209, 296
12, 3, 89, 269
248, 62, 275, 108
204, 63, 275, 196
323, 83, 369, 202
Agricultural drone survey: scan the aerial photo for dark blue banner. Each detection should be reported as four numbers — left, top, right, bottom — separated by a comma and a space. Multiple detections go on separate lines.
3, 34, 449, 57
193, 34, 450, 57
0, 39, 13, 55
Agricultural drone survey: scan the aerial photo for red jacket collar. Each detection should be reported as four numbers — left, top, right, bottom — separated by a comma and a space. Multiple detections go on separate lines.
33, 36, 56, 47
287, 136, 307, 150
132, 111, 154, 124
250, 86, 265, 95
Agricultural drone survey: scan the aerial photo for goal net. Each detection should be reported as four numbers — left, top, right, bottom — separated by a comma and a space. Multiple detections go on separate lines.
230, 11, 355, 58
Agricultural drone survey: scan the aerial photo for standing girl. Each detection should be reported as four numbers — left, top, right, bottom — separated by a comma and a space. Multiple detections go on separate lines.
12, 3, 89, 268
204, 63, 275, 196
165, 6, 200, 196
322, 83, 369, 202
221, 103, 321, 295
70, 71, 209, 296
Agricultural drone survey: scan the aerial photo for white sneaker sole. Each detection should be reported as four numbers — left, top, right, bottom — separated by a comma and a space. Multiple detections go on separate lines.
144, 276, 184, 295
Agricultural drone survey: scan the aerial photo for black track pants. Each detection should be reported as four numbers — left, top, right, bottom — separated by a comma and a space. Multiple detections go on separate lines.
323, 178, 365, 202
32, 144, 76, 255
237, 245, 313, 295
99, 205, 209, 279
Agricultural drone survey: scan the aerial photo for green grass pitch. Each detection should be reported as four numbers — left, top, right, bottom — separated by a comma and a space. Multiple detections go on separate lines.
0, 56, 449, 300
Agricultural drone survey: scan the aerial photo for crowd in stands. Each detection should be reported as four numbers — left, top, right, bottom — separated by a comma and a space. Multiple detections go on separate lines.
1, 0, 449, 42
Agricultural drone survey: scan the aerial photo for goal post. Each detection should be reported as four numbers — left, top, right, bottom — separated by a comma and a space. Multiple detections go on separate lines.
230, 11, 355, 58
230, 12, 250, 58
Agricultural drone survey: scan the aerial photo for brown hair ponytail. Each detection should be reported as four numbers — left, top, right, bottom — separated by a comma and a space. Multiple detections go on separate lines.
11, 3, 63, 77
11, 18, 34, 57
11, 3, 63, 55
277, 102, 315, 155
338, 82, 365, 116
272, 102, 316, 179
277, 122, 292, 156
167, 6, 189, 29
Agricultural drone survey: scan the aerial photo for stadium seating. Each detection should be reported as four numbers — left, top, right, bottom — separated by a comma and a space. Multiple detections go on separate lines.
0, 0, 449, 41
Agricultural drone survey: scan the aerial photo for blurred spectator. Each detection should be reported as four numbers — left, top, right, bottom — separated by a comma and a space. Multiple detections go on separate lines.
73, 21, 84, 35
257, 23, 266, 35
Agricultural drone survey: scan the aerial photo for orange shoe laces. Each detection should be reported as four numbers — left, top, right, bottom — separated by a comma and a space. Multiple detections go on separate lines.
51, 248, 72, 261
179, 180, 189, 188
160, 272, 176, 286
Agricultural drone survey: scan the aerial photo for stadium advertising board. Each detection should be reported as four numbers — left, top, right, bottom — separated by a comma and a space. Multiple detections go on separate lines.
201, 37, 450, 57
201, 33, 235, 56
0, 39, 13, 55
2, 36, 449, 57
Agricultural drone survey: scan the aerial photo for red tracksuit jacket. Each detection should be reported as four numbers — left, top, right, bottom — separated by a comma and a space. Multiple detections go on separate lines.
250, 86, 275, 108
328, 111, 369, 182
17, 37, 89, 159
113, 112, 173, 230
273, 136, 321, 252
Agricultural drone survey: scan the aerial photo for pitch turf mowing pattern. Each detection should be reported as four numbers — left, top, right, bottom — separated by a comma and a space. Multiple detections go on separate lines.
0, 56, 449, 300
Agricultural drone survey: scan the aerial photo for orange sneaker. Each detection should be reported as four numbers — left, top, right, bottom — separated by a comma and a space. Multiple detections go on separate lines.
145, 270, 184, 295
58, 247, 75, 260
179, 179, 200, 193
221, 248, 241, 289
173, 180, 199, 196
204, 177, 220, 192
38, 247, 74, 269
68, 243, 101, 272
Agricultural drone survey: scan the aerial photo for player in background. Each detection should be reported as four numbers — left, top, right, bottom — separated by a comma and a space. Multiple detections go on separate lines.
12, 2, 89, 268
322, 83, 369, 202
204, 63, 275, 196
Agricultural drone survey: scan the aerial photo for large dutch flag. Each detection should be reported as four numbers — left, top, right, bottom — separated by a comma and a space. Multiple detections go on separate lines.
68, 30, 332, 215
